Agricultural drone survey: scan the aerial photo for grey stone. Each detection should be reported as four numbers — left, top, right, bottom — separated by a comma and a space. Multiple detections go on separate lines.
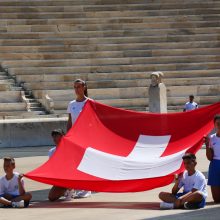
149, 72, 167, 113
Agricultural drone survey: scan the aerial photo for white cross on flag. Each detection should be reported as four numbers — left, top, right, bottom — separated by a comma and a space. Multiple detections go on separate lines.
25, 101, 220, 192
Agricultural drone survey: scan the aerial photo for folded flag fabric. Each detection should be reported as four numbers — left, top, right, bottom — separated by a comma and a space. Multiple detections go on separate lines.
25, 101, 220, 192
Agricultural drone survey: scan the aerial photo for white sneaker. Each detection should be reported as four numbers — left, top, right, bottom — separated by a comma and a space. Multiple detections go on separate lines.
64, 190, 75, 201
74, 190, 91, 199
12, 200, 24, 208
160, 202, 174, 210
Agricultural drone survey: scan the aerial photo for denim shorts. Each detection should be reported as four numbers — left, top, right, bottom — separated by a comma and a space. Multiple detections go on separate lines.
208, 159, 220, 186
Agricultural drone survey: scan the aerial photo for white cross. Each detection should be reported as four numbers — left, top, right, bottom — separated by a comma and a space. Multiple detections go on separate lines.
77, 135, 187, 180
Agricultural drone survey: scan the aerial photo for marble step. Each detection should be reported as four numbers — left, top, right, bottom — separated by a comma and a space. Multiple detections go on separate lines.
3, 55, 220, 68
1, 48, 220, 60
1, 14, 220, 26
8, 62, 220, 75
15, 70, 220, 83
22, 77, 220, 90
1, 7, 220, 20
32, 84, 220, 102
1, 40, 219, 54
2, 20, 220, 33
1, 26, 220, 39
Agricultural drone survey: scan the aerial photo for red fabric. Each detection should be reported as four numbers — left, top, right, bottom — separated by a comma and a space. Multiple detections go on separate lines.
24, 101, 220, 192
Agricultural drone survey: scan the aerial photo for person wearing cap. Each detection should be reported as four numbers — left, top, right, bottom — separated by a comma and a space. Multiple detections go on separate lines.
183, 95, 198, 112
159, 153, 207, 209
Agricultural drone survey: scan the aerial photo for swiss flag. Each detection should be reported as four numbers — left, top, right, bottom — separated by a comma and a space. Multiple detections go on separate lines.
25, 101, 220, 192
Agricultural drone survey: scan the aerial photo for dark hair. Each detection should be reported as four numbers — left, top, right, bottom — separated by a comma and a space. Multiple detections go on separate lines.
214, 115, 220, 123
189, 95, 194, 99
182, 153, 196, 161
74, 79, 88, 97
3, 157, 15, 165
51, 129, 65, 137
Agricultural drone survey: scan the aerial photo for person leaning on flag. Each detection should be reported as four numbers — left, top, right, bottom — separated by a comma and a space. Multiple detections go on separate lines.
159, 153, 207, 209
48, 129, 75, 202
205, 114, 220, 203
66, 79, 92, 199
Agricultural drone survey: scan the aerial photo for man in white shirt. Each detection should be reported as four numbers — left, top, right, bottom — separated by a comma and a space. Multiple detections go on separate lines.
183, 95, 198, 112
159, 153, 207, 209
0, 157, 32, 208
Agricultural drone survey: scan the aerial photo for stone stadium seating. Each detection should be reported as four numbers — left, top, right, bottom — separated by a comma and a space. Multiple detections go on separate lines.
0, 0, 220, 116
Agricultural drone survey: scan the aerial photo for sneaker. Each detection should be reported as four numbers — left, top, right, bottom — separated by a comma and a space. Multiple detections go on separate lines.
74, 190, 91, 199
64, 190, 75, 201
184, 202, 200, 209
160, 202, 174, 210
12, 200, 24, 208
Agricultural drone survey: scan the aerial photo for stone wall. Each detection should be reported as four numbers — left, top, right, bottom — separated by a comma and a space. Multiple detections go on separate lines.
0, 118, 67, 147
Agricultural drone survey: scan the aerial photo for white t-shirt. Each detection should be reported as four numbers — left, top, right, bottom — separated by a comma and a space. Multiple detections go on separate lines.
209, 133, 220, 160
67, 98, 89, 125
184, 102, 198, 111
48, 146, 56, 158
178, 170, 207, 199
0, 172, 24, 196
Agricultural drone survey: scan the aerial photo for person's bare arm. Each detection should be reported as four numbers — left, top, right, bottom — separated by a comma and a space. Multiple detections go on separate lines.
18, 174, 25, 195
66, 113, 72, 132
172, 175, 180, 195
205, 136, 213, 161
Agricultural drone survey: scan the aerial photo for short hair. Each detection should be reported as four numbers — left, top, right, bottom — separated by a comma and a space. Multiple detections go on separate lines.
51, 129, 65, 137
182, 153, 196, 161
3, 157, 15, 165
189, 95, 194, 99
214, 115, 220, 123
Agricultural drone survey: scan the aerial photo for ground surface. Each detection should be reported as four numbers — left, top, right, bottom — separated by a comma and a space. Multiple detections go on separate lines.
0, 147, 219, 220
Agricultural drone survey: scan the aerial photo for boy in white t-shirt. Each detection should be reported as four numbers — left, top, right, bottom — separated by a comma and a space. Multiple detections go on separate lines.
159, 153, 207, 209
0, 157, 32, 208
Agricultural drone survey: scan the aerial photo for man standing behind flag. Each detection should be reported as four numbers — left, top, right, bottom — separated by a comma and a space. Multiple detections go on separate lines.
183, 95, 198, 112
66, 79, 92, 198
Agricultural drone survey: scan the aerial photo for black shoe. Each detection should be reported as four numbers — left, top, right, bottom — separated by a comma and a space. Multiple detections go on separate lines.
184, 202, 200, 209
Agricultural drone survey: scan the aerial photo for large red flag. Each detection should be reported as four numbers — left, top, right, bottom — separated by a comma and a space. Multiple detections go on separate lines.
25, 101, 220, 192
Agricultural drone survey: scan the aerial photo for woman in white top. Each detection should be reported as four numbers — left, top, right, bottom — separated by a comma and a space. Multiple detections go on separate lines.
66, 79, 91, 199
205, 114, 220, 203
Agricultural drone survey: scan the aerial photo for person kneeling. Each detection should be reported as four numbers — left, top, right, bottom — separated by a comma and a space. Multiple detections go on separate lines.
0, 157, 32, 208
159, 153, 207, 209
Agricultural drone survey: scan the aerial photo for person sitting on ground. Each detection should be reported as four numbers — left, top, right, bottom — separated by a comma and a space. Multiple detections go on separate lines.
183, 95, 198, 112
159, 153, 207, 209
205, 114, 220, 203
48, 129, 74, 201
0, 157, 32, 208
